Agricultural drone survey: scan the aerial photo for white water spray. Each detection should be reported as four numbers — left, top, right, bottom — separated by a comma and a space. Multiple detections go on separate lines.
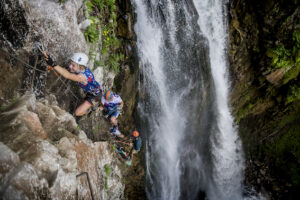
133, 0, 263, 199
193, 0, 244, 199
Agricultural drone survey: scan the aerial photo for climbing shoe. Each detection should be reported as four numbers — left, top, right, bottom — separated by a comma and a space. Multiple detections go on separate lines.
110, 125, 118, 133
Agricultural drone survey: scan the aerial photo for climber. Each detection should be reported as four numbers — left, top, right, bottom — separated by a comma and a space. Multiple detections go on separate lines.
129, 130, 142, 158
115, 130, 142, 160
100, 90, 124, 137
42, 52, 102, 116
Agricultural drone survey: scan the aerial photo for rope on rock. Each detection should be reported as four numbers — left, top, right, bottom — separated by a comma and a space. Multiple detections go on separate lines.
0, 48, 47, 73
0, 47, 79, 101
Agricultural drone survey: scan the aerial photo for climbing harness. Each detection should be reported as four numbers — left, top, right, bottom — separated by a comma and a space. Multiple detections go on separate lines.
47, 66, 58, 76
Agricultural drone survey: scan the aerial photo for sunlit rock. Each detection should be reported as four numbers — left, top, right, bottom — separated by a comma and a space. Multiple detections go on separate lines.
0, 94, 125, 199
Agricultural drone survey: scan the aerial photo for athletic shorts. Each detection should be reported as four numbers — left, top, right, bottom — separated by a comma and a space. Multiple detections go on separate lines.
84, 93, 101, 105
107, 110, 120, 121
110, 129, 121, 136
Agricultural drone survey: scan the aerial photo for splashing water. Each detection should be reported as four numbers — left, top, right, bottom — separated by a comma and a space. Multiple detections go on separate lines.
133, 0, 264, 199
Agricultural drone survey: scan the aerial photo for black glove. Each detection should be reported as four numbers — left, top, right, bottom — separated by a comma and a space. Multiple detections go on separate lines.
46, 56, 56, 67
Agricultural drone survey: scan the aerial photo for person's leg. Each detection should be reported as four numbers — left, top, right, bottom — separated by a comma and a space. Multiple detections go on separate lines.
109, 110, 120, 126
75, 101, 92, 116
110, 129, 125, 138
110, 116, 118, 126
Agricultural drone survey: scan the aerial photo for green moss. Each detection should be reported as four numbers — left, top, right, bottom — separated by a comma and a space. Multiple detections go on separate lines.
266, 29, 300, 85
104, 164, 111, 176
236, 104, 251, 123
266, 45, 292, 69
253, 46, 260, 53
286, 85, 300, 104
105, 178, 108, 190
58, 0, 67, 4
264, 119, 300, 186
283, 64, 300, 84
245, 94, 251, 101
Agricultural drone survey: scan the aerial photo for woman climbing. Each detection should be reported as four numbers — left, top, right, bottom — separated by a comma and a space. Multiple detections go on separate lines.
100, 90, 124, 137
42, 52, 102, 116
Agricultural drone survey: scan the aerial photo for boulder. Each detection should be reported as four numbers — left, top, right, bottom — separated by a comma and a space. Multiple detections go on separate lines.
0, 94, 126, 199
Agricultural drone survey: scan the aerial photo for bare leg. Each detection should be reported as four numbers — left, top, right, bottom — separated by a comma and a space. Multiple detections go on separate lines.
110, 116, 118, 126
75, 101, 92, 116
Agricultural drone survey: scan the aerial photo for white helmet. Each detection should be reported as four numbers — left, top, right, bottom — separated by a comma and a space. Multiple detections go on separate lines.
71, 53, 89, 67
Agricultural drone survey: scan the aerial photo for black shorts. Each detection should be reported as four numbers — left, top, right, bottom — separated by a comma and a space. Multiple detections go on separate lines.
84, 93, 101, 105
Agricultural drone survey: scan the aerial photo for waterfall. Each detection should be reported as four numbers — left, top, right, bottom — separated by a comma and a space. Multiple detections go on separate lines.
132, 0, 263, 199
193, 0, 244, 199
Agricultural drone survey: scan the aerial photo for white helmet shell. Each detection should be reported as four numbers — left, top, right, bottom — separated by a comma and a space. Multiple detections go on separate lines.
71, 53, 89, 67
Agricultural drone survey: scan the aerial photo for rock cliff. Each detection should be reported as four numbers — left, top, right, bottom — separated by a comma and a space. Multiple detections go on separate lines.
0, 0, 144, 199
0, 94, 125, 200
228, 0, 299, 199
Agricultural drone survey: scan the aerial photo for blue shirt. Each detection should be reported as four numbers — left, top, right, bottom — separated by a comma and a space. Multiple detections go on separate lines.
133, 136, 142, 151
78, 68, 102, 96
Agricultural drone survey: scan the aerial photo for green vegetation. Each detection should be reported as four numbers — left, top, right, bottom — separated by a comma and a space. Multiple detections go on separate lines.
104, 164, 111, 191
104, 176, 109, 190
84, 0, 124, 73
286, 85, 300, 104
266, 44, 292, 69
264, 114, 300, 186
266, 29, 300, 85
58, 0, 67, 4
8, 97, 16, 103
104, 164, 111, 176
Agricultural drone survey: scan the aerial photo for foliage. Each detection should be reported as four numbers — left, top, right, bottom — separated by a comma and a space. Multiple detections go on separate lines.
58, 0, 67, 4
84, 0, 124, 73
266, 45, 292, 69
103, 164, 111, 190
264, 117, 300, 186
104, 176, 109, 190
286, 85, 300, 104
84, 21, 100, 45
266, 29, 300, 69
104, 164, 111, 176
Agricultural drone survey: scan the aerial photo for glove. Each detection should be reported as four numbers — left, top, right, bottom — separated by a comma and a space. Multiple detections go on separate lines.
46, 56, 56, 67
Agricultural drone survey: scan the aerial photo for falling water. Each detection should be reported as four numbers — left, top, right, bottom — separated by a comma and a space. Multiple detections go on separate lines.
133, 0, 262, 199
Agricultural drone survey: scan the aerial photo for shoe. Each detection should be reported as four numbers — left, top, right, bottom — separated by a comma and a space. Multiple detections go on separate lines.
110, 125, 118, 133
125, 159, 132, 166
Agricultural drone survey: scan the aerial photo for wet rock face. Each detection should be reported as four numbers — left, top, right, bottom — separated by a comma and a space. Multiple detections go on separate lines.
0, 0, 88, 63
228, 0, 299, 199
0, 0, 29, 49
0, 94, 125, 200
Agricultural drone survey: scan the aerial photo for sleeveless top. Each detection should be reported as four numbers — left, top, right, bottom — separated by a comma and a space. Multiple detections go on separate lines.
101, 93, 122, 111
78, 68, 102, 96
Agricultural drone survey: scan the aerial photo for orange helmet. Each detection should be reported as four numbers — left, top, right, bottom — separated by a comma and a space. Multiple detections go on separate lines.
132, 130, 139, 137
105, 90, 113, 101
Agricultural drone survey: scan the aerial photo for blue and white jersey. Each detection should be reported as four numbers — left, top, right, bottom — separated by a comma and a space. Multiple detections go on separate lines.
101, 94, 122, 111
78, 68, 102, 96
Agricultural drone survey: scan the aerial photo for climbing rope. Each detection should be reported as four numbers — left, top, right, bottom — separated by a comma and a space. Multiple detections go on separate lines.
0, 47, 79, 101
0, 48, 47, 73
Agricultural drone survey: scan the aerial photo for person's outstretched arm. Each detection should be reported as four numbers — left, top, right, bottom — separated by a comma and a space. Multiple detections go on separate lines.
54, 66, 86, 83
42, 51, 86, 83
